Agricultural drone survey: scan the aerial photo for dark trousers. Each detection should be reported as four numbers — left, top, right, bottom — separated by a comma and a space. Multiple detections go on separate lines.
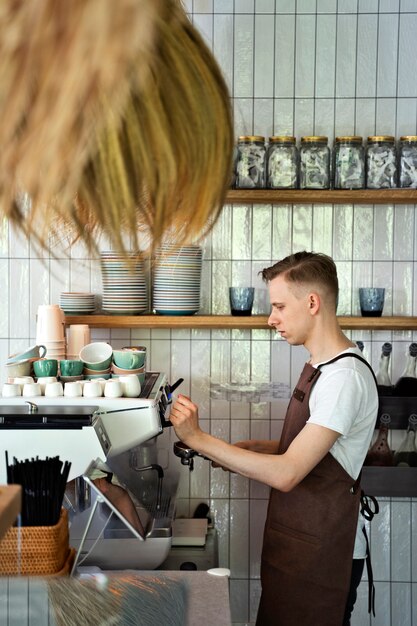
343, 558, 365, 626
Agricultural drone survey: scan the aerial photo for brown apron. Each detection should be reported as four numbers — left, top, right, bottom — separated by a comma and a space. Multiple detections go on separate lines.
256, 355, 368, 626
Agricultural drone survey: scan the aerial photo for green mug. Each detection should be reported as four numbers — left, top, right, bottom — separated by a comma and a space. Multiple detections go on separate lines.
112, 349, 146, 370
59, 359, 84, 377
33, 358, 58, 377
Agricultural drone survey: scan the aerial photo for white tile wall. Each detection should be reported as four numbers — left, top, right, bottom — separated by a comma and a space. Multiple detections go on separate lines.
1, 2, 417, 625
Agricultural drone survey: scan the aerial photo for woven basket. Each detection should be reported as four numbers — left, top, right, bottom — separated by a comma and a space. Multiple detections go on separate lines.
0, 508, 70, 576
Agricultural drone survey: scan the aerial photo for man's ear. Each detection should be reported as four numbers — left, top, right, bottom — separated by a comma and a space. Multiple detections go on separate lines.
308, 292, 320, 314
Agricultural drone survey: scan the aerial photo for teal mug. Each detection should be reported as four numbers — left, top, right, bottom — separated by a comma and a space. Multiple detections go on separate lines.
33, 358, 58, 377
59, 359, 84, 377
112, 349, 146, 370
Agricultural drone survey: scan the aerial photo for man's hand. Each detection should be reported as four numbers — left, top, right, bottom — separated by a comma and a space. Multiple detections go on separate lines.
169, 394, 203, 447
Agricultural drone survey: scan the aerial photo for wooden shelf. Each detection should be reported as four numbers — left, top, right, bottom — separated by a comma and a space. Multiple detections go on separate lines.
226, 188, 417, 204
64, 314, 417, 330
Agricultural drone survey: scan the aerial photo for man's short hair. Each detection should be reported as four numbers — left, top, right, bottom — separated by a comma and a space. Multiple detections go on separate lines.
261, 251, 339, 306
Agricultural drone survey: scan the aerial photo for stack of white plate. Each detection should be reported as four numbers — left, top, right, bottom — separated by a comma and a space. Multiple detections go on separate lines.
153, 245, 202, 315
100, 251, 148, 315
59, 292, 96, 315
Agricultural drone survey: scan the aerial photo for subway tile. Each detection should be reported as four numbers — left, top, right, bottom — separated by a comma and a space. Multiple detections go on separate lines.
335, 15, 358, 98
392, 261, 412, 315
317, 0, 336, 11
315, 15, 337, 98
213, 15, 234, 91
274, 15, 295, 98
255, 0, 275, 11
193, 13, 214, 49
355, 99, 377, 137
273, 99, 295, 134
234, 15, 255, 98
249, 498, 268, 578
294, 99, 315, 136
252, 205, 272, 259
194, 0, 213, 12
358, 0, 378, 11
253, 99, 274, 138
379, 0, 399, 9
236, 0, 255, 11
229, 579, 250, 625
391, 582, 412, 626
275, 0, 296, 12
338, 0, 358, 11
9, 222, 29, 258
297, 0, 317, 11
335, 98, 356, 135
391, 500, 412, 581
336, 260, 354, 315
294, 15, 316, 98
0, 218, 8, 258
312, 205, 333, 254
375, 98, 397, 135
232, 206, 252, 259
251, 262, 271, 314
333, 205, 354, 260
373, 205, 394, 260
394, 205, 415, 261
29, 259, 50, 339
214, 0, 233, 11
254, 16, 275, 97
212, 261, 232, 314
370, 500, 391, 580
356, 14, 378, 98
234, 98, 255, 135
396, 99, 417, 136
291, 204, 313, 251
314, 99, 335, 137
210, 498, 230, 568
0, 260, 9, 338
377, 14, 399, 97
398, 14, 417, 97
353, 206, 374, 260
230, 499, 250, 577
401, 0, 417, 10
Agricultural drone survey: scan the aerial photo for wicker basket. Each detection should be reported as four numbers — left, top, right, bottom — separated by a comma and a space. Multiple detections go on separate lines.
0, 508, 70, 576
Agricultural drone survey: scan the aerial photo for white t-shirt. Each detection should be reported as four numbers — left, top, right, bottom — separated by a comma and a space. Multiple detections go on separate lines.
308, 347, 378, 559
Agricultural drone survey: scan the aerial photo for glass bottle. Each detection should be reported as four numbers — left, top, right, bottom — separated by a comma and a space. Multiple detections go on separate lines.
235, 136, 266, 189
375, 342, 393, 396
393, 414, 417, 467
364, 414, 394, 466
399, 136, 417, 188
333, 136, 365, 189
266, 136, 298, 189
393, 343, 417, 397
366, 135, 397, 188
299, 136, 330, 189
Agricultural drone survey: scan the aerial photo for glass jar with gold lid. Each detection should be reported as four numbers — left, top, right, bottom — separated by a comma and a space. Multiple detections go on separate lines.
235, 135, 266, 188
299, 136, 330, 189
366, 135, 397, 188
333, 136, 365, 189
399, 136, 417, 188
266, 136, 298, 188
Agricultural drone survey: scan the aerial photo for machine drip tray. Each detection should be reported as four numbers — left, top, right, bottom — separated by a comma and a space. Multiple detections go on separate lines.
158, 528, 218, 571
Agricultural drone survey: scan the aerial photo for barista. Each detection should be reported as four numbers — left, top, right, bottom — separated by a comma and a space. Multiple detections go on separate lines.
170, 251, 378, 626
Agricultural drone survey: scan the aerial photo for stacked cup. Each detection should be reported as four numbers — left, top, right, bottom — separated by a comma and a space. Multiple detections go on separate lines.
36, 305, 66, 361
111, 347, 146, 391
67, 324, 91, 360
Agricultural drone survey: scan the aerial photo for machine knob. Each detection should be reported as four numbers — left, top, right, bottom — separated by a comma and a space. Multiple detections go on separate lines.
25, 401, 38, 413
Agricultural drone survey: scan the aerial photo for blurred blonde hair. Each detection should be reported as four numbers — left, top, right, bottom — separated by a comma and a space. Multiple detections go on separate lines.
0, 0, 233, 255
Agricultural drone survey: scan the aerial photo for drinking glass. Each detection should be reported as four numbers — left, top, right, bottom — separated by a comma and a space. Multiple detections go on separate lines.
359, 288, 385, 317
229, 287, 255, 316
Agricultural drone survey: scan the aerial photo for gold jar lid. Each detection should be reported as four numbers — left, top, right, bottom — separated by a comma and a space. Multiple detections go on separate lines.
367, 135, 395, 142
301, 136, 328, 143
335, 136, 363, 143
400, 135, 417, 142
238, 135, 265, 142
269, 136, 296, 143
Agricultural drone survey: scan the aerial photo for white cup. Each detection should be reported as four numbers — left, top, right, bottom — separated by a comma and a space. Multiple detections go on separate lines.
22, 382, 42, 397
2, 383, 21, 397
104, 380, 123, 398
37, 376, 58, 395
64, 381, 83, 398
36, 304, 65, 343
14, 376, 34, 392
67, 324, 91, 359
95, 378, 108, 394
119, 374, 141, 398
83, 380, 102, 398
44, 381, 64, 398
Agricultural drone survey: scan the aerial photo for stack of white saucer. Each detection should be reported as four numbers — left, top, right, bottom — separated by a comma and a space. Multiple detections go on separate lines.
36, 304, 66, 361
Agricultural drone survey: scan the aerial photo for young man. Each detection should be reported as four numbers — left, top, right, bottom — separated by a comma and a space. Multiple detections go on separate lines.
170, 251, 378, 626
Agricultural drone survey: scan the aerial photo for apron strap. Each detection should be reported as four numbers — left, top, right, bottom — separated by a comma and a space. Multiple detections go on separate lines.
361, 524, 376, 617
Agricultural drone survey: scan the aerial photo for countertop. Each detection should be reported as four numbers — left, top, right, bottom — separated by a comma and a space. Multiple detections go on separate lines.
0, 570, 232, 626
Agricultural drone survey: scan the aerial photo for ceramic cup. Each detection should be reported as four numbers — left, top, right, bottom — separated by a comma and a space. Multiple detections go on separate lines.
36, 304, 65, 342
13, 376, 34, 392
64, 381, 83, 398
229, 287, 255, 316
79, 342, 113, 371
359, 288, 385, 317
6, 344, 47, 363
104, 380, 123, 398
2, 383, 21, 397
83, 380, 102, 398
5, 359, 32, 378
22, 382, 42, 398
33, 358, 58, 377
59, 359, 84, 377
119, 374, 141, 398
112, 349, 146, 370
66, 324, 91, 358
37, 376, 58, 395
44, 381, 64, 398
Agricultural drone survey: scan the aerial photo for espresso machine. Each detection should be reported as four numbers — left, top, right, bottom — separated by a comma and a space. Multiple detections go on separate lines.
0, 372, 183, 570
